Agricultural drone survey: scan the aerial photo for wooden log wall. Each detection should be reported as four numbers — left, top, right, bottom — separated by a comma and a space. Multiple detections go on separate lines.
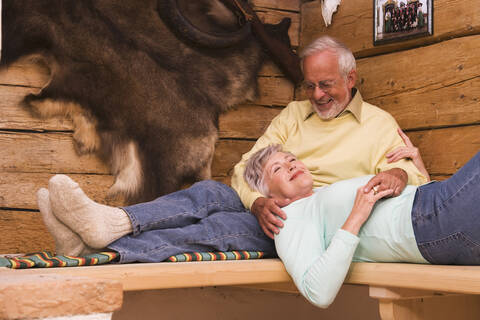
0, 1, 300, 253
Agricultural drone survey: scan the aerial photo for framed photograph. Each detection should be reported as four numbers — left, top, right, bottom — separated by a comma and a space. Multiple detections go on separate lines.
374, 0, 433, 45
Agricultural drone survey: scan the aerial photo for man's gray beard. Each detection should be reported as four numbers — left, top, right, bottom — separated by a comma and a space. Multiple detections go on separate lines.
314, 100, 347, 120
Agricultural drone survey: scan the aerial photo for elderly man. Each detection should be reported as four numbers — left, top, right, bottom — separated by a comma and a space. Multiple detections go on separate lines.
36, 36, 426, 262
232, 35, 427, 238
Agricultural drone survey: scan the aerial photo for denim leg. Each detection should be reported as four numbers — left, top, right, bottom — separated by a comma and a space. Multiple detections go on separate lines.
108, 210, 276, 263
412, 151, 480, 264
122, 180, 246, 236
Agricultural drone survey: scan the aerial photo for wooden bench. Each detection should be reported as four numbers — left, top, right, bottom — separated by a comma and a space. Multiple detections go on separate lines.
3, 259, 480, 319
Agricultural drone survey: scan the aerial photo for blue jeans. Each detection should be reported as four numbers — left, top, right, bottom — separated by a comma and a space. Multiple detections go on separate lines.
108, 180, 275, 263
412, 151, 480, 264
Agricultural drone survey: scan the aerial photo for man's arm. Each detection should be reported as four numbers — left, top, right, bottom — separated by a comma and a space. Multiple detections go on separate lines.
231, 103, 296, 238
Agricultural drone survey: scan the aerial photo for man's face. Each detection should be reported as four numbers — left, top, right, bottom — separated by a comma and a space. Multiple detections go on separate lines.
263, 152, 313, 201
302, 50, 356, 120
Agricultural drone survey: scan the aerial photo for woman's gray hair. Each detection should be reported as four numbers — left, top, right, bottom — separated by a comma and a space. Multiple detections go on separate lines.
299, 36, 356, 77
244, 144, 284, 196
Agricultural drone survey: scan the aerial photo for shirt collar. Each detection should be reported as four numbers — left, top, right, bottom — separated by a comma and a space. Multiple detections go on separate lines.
304, 88, 363, 123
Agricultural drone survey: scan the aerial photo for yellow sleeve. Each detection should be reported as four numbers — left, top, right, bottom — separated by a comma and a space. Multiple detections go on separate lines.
231, 103, 296, 209
373, 114, 428, 186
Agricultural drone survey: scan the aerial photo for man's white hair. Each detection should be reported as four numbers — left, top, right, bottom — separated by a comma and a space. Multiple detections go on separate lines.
300, 36, 356, 77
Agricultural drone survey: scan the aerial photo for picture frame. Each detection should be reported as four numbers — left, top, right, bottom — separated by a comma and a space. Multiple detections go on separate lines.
373, 0, 433, 45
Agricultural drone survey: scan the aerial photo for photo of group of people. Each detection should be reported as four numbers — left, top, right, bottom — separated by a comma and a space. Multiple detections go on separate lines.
374, 0, 432, 45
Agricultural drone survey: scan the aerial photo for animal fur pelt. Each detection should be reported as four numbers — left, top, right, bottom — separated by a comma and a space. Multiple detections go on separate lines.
1, 0, 294, 203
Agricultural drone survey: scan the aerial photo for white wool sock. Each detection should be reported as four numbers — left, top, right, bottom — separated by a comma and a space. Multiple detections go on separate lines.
48, 174, 133, 249
37, 188, 96, 256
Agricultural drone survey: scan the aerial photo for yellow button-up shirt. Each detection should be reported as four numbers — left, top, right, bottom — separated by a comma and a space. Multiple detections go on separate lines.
231, 90, 428, 209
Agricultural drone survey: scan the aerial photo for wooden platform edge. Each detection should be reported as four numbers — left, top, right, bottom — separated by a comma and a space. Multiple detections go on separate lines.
0, 259, 290, 291
2, 259, 480, 295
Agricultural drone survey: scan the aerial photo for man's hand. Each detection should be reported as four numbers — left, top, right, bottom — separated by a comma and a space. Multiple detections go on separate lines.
363, 168, 408, 197
251, 197, 292, 239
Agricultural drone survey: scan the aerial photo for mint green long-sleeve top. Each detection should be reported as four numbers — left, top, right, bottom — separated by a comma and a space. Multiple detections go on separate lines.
274, 175, 428, 309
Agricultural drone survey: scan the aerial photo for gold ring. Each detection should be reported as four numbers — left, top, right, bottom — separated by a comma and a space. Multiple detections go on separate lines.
373, 186, 379, 195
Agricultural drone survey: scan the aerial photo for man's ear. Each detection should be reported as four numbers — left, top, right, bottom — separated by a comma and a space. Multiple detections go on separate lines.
346, 69, 357, 89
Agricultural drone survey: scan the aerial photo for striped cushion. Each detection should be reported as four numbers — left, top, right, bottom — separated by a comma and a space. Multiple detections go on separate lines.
0, 251, 118, 269
0, 250, 265, 269
167, 251, 264, 262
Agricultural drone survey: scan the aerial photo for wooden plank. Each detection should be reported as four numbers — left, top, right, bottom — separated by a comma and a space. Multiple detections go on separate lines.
0, 131, 108, 174
0, 259, 293, 291
4, 260, 480, 295
256, 76, 294, 106
300, 0, 480, 58
347, 263, 480, 295
0, 172, 124, 210
256, 9, 300, 47
219, 104, 281, 139
212, 140, 255, 177
357, 35, 480, 100
408, 125, 480, 175
0, 209, 55, 253
368, 77, 480, 130
253, 0, 300, 12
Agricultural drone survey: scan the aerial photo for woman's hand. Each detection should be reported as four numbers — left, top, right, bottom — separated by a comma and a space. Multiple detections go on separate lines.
341, 187, 393, 235
387, 128, 430, 181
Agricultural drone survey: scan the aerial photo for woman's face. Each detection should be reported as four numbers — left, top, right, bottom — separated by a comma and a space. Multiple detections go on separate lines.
263, 152, 313, 201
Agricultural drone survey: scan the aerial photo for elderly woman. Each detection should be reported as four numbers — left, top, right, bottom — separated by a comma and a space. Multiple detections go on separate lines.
243, 143, 479, 308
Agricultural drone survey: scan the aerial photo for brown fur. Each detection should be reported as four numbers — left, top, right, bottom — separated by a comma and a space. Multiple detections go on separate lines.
1, 0, 292, 203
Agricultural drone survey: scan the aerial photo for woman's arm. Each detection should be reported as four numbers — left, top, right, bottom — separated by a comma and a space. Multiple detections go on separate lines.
387, 128, 430, 182
275, 220, 359, 308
